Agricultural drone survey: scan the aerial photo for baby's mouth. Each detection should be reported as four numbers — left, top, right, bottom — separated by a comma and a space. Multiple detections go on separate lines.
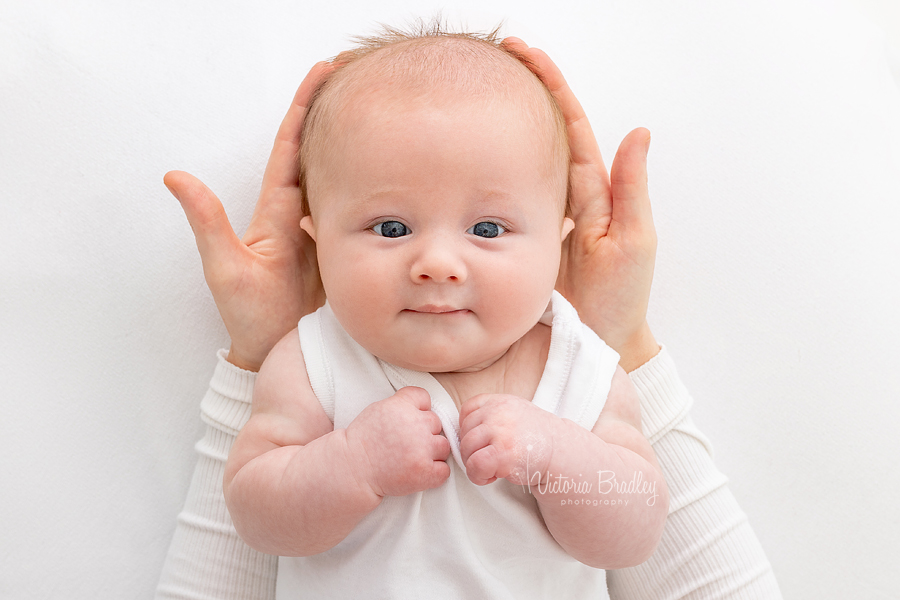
406, 304, 469, 315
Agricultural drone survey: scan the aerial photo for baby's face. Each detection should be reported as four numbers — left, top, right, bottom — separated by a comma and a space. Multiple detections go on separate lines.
301, 94, 573, 373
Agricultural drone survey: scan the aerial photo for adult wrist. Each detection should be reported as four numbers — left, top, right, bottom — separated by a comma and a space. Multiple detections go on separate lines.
626, 345, 695, 444
200, 349, 259, 436
226, 345, 262, 372
616, 321, 661, 373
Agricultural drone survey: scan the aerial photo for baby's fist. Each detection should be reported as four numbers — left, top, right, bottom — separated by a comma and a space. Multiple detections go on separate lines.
458, 394, 558, 487
345, 387, 451, 498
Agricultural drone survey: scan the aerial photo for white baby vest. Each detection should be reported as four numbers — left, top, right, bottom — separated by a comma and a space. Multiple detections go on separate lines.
275, 291, 620, 599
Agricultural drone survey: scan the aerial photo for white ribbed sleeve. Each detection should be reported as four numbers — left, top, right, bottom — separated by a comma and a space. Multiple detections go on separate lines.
607, 347, 783, 599
154, 347, 782, 599
155, 350, 277, 600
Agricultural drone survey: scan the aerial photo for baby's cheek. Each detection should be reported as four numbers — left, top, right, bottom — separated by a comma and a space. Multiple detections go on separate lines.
483, 267, 552, 336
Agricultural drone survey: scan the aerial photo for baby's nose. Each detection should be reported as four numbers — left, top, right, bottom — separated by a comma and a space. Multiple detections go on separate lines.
410, 243, 467, 283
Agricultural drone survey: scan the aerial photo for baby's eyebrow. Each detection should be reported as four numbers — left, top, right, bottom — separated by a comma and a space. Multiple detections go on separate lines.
338, 190, 406, 215
358, 189, 405, 202
474, 190, 517, 204
468, 191, 530, 216
351, 188, 518, 206
338, 188, 544, 225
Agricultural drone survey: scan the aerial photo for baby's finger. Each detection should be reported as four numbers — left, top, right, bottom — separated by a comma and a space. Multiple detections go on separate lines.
458, 393, 492, 427
465, 445, 501, 486
164, 170, 243, 273
395, 386, 432, 411
459, 424, 493, 464
424, 460, 451, 490
427, 410, 443, 435
432, 434, 451, 461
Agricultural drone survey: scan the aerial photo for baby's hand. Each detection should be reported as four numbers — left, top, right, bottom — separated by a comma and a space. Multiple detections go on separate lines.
458, 394, 561, 487
344, 387, 451, 498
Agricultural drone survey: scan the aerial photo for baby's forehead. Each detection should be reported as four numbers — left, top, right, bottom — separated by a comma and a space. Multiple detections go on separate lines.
300, 33, 570, 217
328, 37, 553, 121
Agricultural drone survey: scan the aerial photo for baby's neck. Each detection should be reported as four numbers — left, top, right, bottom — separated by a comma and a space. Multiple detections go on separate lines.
431, 321, 551, 410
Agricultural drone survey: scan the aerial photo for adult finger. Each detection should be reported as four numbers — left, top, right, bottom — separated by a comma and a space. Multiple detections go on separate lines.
609, 128, 655, 236
248, 61, 337, 246
503, 40, 609, 174
164, 170, 243, 269
259, 61, 336, 197
501, 39, 611, 222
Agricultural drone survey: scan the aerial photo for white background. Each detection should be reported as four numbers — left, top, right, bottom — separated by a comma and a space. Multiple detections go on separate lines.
1, 0, 898, 598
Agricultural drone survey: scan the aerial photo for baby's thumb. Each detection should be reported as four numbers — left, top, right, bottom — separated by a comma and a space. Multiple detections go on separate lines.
164, 170, 241, 269
395, 386, 432, 411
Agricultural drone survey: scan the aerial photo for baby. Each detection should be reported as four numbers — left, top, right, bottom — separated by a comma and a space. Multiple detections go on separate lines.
224, 24, 668, 599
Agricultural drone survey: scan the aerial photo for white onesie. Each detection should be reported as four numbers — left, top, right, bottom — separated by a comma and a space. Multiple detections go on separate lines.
275, 291, 621, 599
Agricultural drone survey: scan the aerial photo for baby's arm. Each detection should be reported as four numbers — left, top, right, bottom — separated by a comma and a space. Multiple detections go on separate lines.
537, 366, 669, 568
223, 329, 375, 556
223, 329, 450, 557
459, 366, 669, 569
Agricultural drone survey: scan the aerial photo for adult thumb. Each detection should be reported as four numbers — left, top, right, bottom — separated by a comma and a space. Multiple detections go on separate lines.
609, 128, 654, 234
163, 170, 242, 270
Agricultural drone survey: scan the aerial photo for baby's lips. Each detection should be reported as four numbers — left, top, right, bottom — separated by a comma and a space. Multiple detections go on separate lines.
409, 304, 461, 313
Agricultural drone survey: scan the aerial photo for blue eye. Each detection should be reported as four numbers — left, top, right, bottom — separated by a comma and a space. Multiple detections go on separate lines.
374, 221, 410, 238
468, 221, 505, 238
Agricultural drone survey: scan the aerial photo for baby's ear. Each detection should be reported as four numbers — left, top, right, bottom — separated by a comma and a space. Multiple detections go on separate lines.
300, 215, 317, 242
561, 217, 575, 241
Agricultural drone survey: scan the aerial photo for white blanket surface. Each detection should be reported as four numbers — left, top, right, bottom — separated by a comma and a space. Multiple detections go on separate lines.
1, 1, 898, 598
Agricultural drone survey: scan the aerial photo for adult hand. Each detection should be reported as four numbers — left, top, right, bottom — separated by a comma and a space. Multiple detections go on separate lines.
164, 62, 334, 371
502, 38, 660, 372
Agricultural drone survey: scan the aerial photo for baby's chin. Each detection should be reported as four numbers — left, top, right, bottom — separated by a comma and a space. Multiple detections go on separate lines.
375, 346, 510, 374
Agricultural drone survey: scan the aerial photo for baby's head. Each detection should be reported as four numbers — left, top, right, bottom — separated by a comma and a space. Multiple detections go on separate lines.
299, 22, 574, 373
